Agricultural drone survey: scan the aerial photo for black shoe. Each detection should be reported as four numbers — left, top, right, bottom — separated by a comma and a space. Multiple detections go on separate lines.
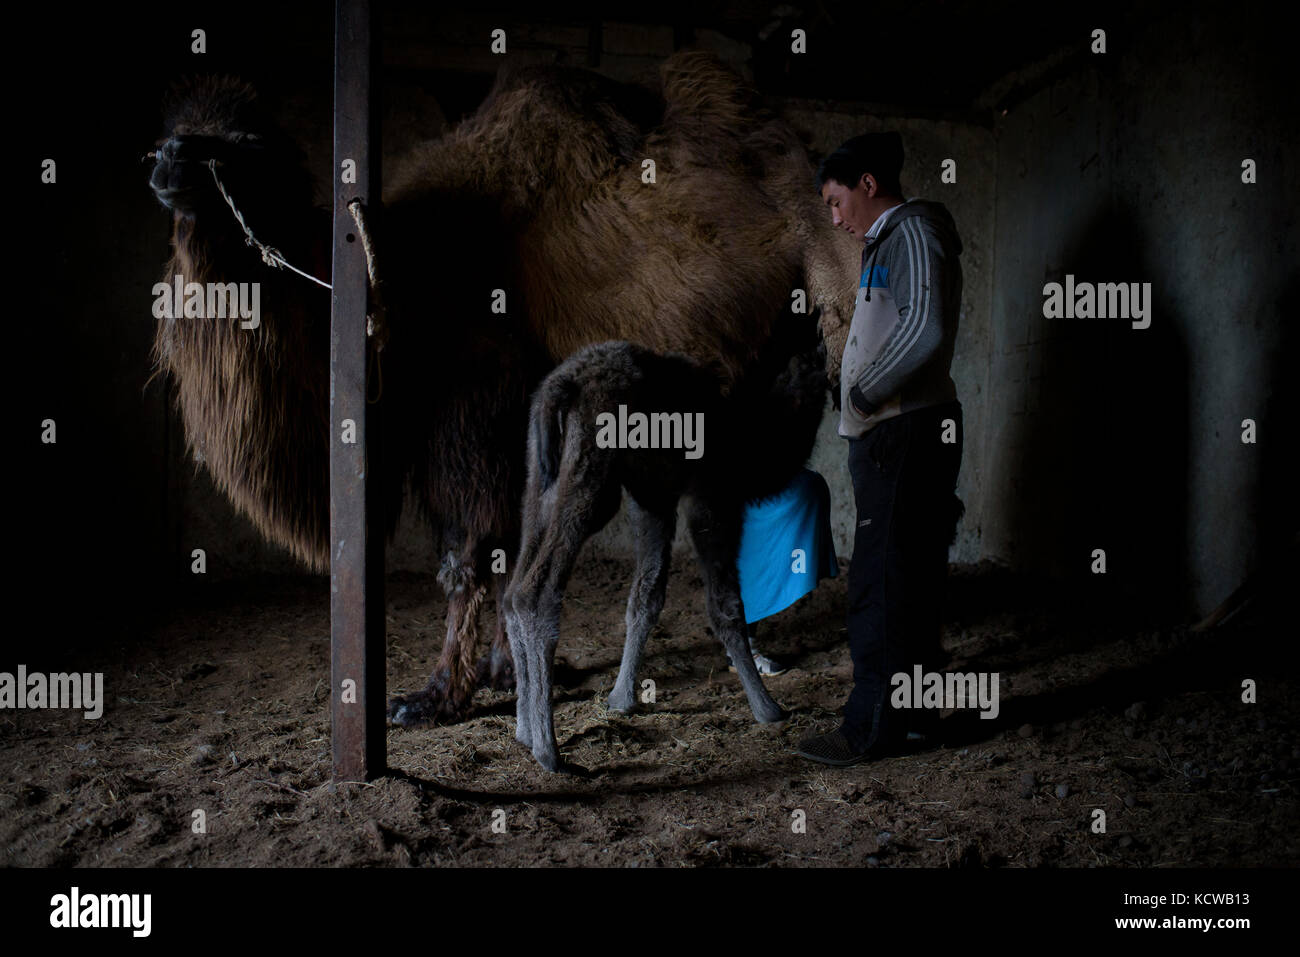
796, 728, 873, 767
799, 698, 914, 766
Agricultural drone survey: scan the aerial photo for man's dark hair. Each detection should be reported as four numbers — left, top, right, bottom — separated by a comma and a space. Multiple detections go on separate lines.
817, 131, 904, 196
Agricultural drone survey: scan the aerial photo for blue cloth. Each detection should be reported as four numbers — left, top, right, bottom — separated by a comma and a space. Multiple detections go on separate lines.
737, 468, 839, 624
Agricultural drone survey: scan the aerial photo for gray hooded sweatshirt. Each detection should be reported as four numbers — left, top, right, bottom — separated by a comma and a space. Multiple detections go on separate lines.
839, 199, 962, 438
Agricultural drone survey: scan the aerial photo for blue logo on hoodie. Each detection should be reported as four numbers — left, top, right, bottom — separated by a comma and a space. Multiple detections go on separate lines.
859, 265, 889, 290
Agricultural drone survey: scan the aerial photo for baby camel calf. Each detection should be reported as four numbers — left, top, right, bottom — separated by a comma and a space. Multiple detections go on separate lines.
505, 330, 826, 771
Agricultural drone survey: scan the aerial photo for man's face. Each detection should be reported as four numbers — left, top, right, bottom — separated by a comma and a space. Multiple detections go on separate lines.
820, 176, 873, 239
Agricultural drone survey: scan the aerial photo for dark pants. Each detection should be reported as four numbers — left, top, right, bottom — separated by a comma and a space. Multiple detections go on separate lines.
843, 399, 963, 749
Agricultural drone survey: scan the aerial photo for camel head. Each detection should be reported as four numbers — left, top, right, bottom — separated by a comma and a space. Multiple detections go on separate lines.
149, 76, 307, 219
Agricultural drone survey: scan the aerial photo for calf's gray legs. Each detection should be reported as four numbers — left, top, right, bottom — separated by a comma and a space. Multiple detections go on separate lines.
686, 495, 785, 724
608, 496, 677, 713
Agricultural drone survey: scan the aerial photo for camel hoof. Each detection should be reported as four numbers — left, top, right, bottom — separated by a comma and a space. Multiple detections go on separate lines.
753, 702, 787, 724
387, 693, 435, 727
532, 746, 561, 772
386, 686, 472, 727
606, 692, 637, 714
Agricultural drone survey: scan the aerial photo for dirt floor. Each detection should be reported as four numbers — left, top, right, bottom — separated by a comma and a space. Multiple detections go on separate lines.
3, 553, 1297, 868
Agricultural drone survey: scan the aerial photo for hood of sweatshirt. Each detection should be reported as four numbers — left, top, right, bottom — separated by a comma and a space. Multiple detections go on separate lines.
858, 200, 962, 304
870, 199, 963, 255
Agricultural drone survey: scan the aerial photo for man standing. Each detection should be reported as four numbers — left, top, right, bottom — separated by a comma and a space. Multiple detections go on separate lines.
797, 132, 965, 765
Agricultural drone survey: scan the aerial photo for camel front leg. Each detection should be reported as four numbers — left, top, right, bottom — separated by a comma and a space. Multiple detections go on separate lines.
608, 496, 677, 713
686, 494, 785, 724
507, 501, 549, 752
506, 574, 561, 768
506, 603, 533, 750
476, 572, 517, 691
508, 531, 584, 773
507, 481, 620, 771
387, 549, 486, 726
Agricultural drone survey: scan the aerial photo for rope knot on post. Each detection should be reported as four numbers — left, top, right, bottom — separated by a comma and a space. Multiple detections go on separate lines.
347, 198, 388, 355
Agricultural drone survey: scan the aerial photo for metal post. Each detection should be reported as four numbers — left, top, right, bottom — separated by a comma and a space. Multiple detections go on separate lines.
330, 0, 385, 782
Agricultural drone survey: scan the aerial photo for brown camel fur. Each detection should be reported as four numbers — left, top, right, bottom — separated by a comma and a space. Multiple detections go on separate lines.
384, 53, 858, 387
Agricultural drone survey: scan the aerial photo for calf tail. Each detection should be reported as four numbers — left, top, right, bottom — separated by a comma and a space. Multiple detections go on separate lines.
531, 375, 579, 492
